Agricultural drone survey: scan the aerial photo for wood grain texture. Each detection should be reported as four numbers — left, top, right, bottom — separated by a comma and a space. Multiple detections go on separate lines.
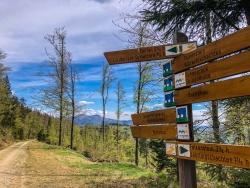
178, 51, 250, 88
104, 42, 196, 65
131, 108, 176, 126
175, 76, 250, 105
173, 26, 250, 73
104, 45, 165, 65
130, 124, 177, 140
177, 142, 250, 169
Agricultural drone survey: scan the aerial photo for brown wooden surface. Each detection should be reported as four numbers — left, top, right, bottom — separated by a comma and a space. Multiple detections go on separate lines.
130, 124, 177, 140
104, 42, 196, 65
105, 45, 165, 65
174, 34, 197, 188
176, 142, 250, 169
177, 50, 250, 88
173, 26, 250, 73
178, 160, 196, 188
131, 108, 176, 126
175, 76, 250, 105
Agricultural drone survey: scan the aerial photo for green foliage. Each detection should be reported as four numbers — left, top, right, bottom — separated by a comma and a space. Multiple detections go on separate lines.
226, 168, 250, 187
141, 0, 249, 40
149, 140, 176, 174
37, 129, 47, 141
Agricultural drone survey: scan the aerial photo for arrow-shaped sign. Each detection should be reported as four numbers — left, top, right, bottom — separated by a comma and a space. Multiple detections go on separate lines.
180, 146, 189, 154
178, 144, 190, 157
167, 46, 178, 53
104, 42, 197, 65
166, 142, 250, 169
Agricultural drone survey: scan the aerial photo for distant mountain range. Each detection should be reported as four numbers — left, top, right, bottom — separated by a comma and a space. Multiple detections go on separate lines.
75, 114, 132, 126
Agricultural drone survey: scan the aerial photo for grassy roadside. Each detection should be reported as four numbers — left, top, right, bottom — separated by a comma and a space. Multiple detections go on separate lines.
39, 143, 177, 187
45, 144, 225, 188
1, 140, 228, 187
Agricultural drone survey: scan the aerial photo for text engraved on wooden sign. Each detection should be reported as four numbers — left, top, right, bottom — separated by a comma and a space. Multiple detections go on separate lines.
174, 50, 250, 89
131, 109, 176, 125
175, 76, 250, 105
169, 142, 250, 169
104, 42, 197, 65
131, 124, 177, 140
173, 26, 250, 73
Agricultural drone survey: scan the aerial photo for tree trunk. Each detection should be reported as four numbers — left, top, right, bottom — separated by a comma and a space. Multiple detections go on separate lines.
102, 99, 105, 144
116, 119, 119, 158
59, 94, 63, 146
58, 37, 65, 146
205, 11, 221, 143
70, 103, 75, 149
211, 101, 220, 142
135, 139, 139, 166
135, 63, 142, 166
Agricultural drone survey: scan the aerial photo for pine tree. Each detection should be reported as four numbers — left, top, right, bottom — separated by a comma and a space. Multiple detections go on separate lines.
0, 76, 15, 129
141, 0, 249, 39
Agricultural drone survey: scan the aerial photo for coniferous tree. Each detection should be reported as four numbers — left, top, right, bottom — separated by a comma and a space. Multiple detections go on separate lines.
141, 0, 249, 39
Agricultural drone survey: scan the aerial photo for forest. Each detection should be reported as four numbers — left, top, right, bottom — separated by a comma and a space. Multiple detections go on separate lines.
0, 0, 250, 187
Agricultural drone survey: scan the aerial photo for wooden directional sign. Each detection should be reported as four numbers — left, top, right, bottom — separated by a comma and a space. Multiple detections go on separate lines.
131, 124, 177, 140
166, 142, 250, 169
174, 76, 250, 105
131, 108, 176, 125
174, 50, 250, 89
104, 42, 196, 65
173, 26, 250, 73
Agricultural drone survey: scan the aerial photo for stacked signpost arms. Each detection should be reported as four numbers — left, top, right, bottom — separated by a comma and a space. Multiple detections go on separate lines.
104, 26, 250, 188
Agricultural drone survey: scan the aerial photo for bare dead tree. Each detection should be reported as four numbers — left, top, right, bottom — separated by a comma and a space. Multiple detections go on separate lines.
68, 63, 78, 149
43, 27, 71, 146
115, 80, 125, 158
100, 63, 113, 144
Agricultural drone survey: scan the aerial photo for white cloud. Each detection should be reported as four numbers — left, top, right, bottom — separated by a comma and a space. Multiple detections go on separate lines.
79, 100, 95, 105
79, 108, 132, 120
16, 80, 47, 88
192, 109, 207, 122
0, 0, 142, 65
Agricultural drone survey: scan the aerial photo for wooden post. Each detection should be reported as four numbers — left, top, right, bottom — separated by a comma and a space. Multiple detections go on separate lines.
174, 32, 197, 188
177, 105, 197, 188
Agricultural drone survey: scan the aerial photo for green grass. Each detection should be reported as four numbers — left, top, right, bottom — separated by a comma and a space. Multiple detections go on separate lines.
69, 162, 155, 178
40, 142, 174, 187
47, 143, 160, 178
42, 143, 84, 157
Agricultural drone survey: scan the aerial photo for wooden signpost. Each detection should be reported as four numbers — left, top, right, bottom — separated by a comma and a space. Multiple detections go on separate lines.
131, 124, 177, 140
174, 50, 250, 89
104, 42, 197, 65
131, 108, 176, 125
175, 76, 250, 105
104, 26, 250, 188
172, 26, 250, 73
166, 142, 250, 169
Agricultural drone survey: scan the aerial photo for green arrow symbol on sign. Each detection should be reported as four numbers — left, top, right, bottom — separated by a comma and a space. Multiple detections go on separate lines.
168, 46, 178, 53
180, 146, 188, 154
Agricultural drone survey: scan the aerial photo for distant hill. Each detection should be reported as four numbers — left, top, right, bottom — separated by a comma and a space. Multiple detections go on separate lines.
75, 114, 132, 126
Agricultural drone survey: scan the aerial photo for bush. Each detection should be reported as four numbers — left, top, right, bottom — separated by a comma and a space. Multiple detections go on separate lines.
37, 129, 47, 141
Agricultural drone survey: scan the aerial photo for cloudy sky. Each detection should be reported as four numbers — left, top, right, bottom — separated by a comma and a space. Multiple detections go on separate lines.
0, 0, 204, 120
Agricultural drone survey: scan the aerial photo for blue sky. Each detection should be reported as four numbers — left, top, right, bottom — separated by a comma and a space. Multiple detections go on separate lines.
0, 0, 206, 121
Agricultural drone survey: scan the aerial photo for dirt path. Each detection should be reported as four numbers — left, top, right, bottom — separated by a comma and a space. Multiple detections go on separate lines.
0, 141, 163, 188
0, 141, 29, 188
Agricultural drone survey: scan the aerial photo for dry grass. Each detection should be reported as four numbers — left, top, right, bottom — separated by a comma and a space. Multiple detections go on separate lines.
22, 141, 168, 188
